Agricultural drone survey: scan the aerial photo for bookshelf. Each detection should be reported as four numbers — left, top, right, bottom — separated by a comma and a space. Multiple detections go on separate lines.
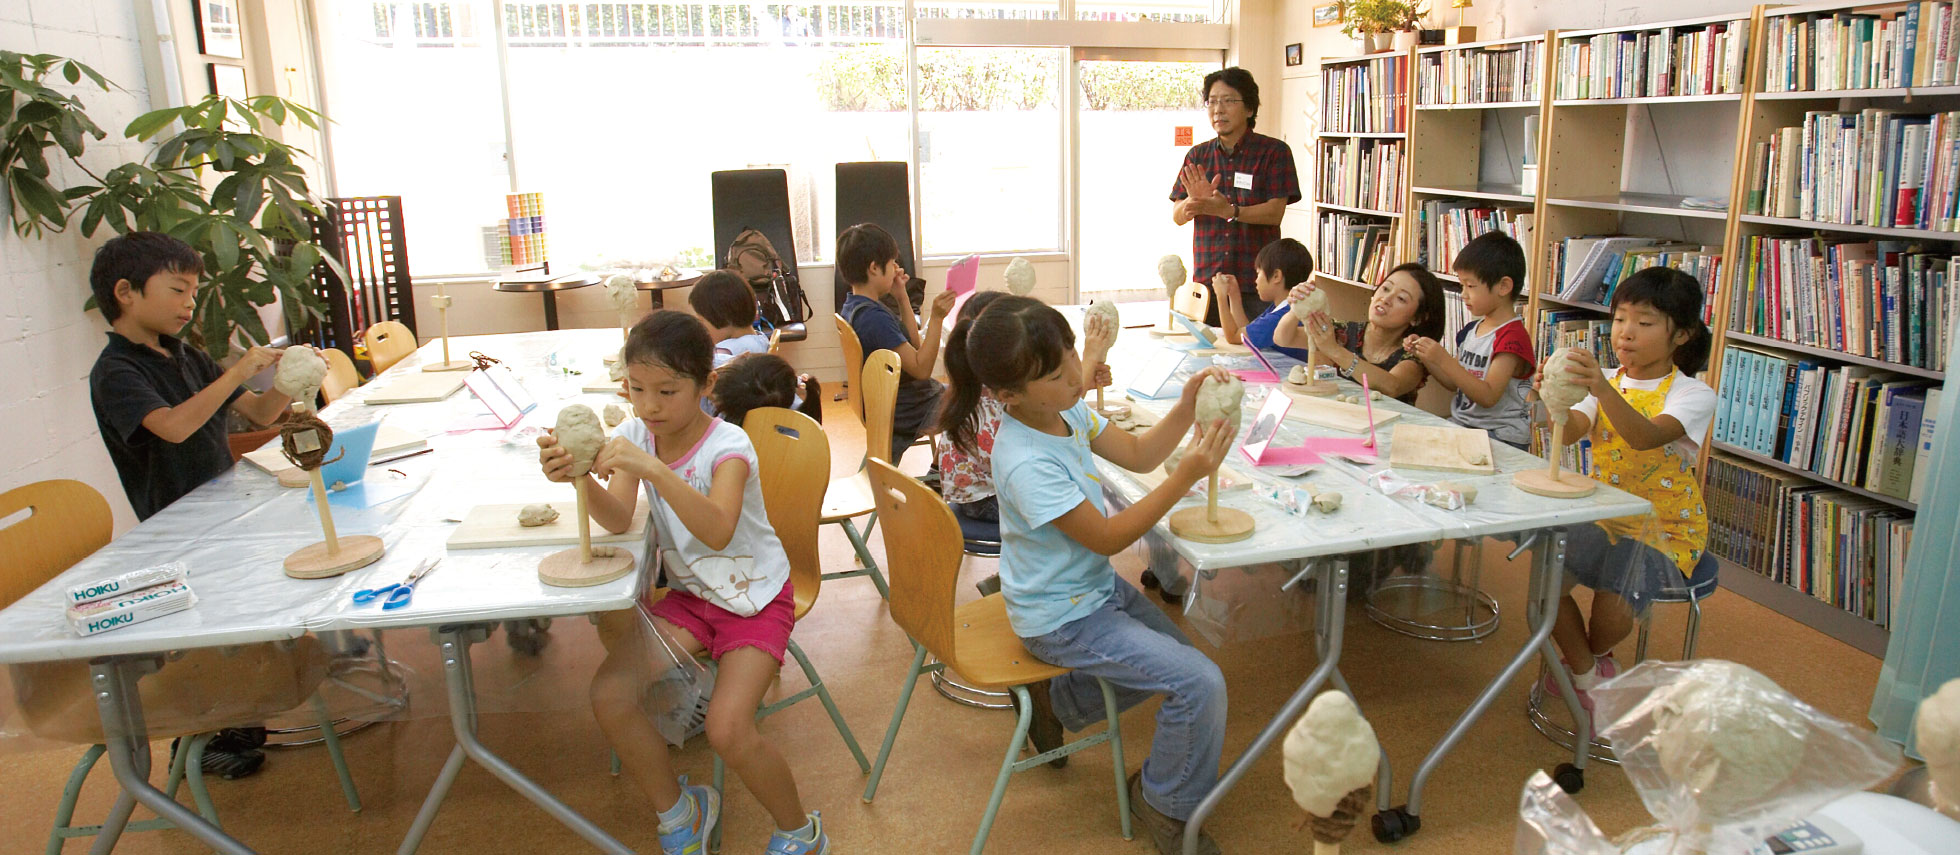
1315, 50, 1410, 291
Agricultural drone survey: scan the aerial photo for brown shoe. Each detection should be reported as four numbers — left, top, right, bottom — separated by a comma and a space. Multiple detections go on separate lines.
1011, 679, 1067, 768
1129, 772, 1220, 855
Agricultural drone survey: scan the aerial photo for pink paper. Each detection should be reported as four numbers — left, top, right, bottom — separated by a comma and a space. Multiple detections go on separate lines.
1231, 369, 1280, 383
945, 254, 979, 295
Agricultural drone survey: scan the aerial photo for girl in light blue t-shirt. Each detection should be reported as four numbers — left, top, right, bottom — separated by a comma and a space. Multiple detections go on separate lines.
938, 295, 1235, 854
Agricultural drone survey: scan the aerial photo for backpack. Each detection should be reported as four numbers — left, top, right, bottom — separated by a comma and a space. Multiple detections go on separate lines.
725, 228, 811, 329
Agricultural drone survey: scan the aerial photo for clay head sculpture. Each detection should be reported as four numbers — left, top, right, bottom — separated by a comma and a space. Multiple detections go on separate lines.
1195, 374, 1245, 434
1283, 691, 1380, 817
1539, 348, 1591, 423
1158, 254, 1188, 297
554, 404, 605, 478
1086, 300, 1120, 344
1649, 661, 1807, 821
1004, 257, 1037, 296
605, 273, 638, 315
1287, 285, 1329, 329
1915, 677, 1960, 816
274, 346, 327, 408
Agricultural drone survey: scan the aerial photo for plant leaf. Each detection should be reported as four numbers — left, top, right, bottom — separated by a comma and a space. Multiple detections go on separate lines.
124, 107, 180, 140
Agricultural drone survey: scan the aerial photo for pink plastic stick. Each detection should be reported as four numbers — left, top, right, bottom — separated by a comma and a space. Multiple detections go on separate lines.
1360, 373, 1378, 448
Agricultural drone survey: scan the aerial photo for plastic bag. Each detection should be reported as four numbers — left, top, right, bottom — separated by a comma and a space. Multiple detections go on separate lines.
647, 617, 713, 747
1365, 470, 1474, 511
1513, 770, 1618, 855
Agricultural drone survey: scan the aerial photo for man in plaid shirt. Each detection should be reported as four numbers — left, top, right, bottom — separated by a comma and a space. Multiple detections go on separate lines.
1170, 67, 1301, 325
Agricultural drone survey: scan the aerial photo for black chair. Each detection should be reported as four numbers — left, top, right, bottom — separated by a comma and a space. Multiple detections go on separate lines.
834, 162, 925, 311
710, 168, 808, 343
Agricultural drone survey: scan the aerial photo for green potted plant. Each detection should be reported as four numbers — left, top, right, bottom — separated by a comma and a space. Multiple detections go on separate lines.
1341, 0, 1425, 53
3, 51, 349, 453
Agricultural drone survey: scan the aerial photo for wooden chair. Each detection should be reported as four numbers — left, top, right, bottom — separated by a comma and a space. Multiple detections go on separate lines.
1172, 279, 1210, 322
860, 348, 903, 468
319, 347, 360, 405
767, 327, 784, 355
0, 481, 359, 852
816, 317, 888, 598
833, 313, 865, 422
859, 460, 1132, 854
364, 320, 417, 375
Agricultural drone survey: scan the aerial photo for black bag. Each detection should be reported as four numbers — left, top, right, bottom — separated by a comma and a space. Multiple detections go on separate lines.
725, 228, 811, 329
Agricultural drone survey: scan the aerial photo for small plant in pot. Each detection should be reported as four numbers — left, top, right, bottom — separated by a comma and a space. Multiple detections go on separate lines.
1342, 0, 1425, 53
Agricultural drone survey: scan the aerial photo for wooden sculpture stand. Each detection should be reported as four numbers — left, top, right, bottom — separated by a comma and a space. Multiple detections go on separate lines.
283, 405, 385, 579
1170, 472, 1255, 544
422, 284, 473, 372
1093, 387, 1130, 420
1513, 416, 1596, 498
539, 478, 635, 587
1306, 785, 1372, 855
1291, 340, 1337, 396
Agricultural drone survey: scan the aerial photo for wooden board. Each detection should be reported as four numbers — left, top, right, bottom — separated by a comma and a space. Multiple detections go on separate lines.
1388, 424, 1497, 475
1128, 462, 1252, 495
539, 546, 636, 587
362, 372, 464, 405
244, 425, 428, 485
447, 500, 649, 549
582, 381, 626, 396
421, 359, 474, 372
1169, 506, 1254, 543
1279, 390, 1401, 434
284, 535, 385, 579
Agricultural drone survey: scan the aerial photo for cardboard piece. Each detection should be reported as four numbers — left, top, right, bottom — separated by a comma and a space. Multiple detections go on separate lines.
1279, 390, 1401, 433
447, 501, 650, 550
1387, 424, 1497, 475
362, 372, 465, 405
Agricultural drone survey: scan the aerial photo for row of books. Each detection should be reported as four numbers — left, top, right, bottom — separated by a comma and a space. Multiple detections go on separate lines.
1761, 3, 1960, 93
1317, 214, 1397, 286
1416, 44, 1540, 106
1715, 350, 1939, 503
1705, 455, 1916, 627
1546, 235, 1723, 317
1322, 56, 1408, 133
1414, 199, 1532, 272
1746, 109, 1960, 231
1727, 234, 1956, 370
1553, 20, 1751, 100
1531, 417, 1598, 474
1535, 310, 1623, 370
1318, 138, 1404, 213
1440, 288, 1469, 354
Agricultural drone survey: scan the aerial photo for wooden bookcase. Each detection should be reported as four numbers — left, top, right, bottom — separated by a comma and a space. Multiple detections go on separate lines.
1312, 50, 1410, 300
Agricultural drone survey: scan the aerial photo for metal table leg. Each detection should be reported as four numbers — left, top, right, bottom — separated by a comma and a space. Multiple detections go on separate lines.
1377, 528, 1591, 842
541, 292, 561, 331
1182, 557, 1368, 855
396, 624, 632, 855
90, 655, 257, 855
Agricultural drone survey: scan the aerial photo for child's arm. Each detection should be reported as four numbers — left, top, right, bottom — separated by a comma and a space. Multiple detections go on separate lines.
1408, 335, 1526, 407
139, 346, 280, 443
594, 436, 747, 549
230, 345, 317, 426
894, 289, 958, 381
1214, 275, 1247, 345
1052, 418, 1234, 556
1553, 350, 1685, 451
1080, 311, 1115, 391
1303, 315, 1426, 398
1091, 367, 1223, 472
1269, 283, 1312, 351
537, 432, 642, 534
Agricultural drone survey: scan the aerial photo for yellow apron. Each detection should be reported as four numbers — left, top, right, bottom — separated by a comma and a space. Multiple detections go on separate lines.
1591, 369, 1707, 577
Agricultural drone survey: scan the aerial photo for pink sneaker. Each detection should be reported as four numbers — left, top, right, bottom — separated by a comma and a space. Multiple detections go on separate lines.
1593, 653, 1619, 682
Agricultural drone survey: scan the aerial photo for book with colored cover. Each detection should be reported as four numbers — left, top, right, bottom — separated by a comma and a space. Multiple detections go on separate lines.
1911, 387, 1942, 503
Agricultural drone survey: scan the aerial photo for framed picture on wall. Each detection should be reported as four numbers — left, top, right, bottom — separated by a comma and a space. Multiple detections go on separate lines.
1286, 44, 1303, 66
194, 0, 244, 59
1313, 4, 1341, 27
207, 64, 250, 130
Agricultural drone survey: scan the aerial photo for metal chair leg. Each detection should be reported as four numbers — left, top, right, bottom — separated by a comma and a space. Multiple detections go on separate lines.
312, 693, 362, 812
1100, 678, 1132, 841
971, 686, 1036, 854
1633, 610, 1654, 663
787, 638, 871, 772
1683, 597, 1704, 660
863, 644, 930, 803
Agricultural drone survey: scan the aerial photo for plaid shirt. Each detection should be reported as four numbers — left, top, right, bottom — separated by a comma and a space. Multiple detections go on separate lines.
1169, 131, 1301, 303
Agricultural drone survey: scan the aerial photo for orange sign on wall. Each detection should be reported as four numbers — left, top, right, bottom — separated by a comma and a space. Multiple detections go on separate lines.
1174, 126, 1193, 146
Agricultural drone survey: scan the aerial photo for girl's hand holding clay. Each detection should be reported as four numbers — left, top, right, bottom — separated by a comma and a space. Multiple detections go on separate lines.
592, 436, 656, 481
536, 432, 577, 483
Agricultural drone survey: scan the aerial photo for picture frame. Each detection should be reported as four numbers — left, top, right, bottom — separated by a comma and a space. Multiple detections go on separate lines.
1313, 3, 1342, 27
194, 0, 244, 59
206, 64, 250, 131
1285, 43, 1304, 66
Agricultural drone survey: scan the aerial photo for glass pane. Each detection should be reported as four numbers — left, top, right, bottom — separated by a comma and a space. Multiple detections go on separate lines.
916, 1, 1060, 21
500, 3, 910, 269
917, 46, 1065, 255
319, 0, 511, 274
1076, 59, 1214, 293
1075, 0, 1218, 23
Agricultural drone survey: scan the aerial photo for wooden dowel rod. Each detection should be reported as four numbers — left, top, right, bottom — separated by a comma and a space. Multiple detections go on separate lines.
309, 469, 340, 554
575, 478, 592, 564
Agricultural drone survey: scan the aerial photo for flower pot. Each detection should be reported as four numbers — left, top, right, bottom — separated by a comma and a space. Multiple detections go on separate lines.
1392, 30, 1419, 50
1366, 32, 1394, 53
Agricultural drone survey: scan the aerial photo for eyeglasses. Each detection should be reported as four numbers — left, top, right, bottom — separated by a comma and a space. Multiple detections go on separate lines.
1203, 96, 1244, 108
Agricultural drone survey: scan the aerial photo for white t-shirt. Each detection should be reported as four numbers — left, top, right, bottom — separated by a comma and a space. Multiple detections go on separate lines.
712, 332, 771, 368
1572, 369, 1717, 460
616, 417, 790, 616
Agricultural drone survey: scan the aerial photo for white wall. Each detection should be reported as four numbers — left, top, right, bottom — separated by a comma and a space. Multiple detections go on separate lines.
0, 0, 162, 532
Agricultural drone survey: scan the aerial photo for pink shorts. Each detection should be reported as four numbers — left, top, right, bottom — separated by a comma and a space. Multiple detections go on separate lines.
643, 582, 796, 664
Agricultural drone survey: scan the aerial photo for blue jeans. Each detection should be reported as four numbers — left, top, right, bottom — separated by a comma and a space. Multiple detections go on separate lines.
1020, 576, 1227, 821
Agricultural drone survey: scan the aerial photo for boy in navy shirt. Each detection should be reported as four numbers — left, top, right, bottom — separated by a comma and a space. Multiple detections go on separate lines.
837, 223, 956, 456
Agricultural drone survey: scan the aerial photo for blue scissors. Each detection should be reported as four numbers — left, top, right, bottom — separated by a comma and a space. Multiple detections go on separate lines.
352, 557, 440, 611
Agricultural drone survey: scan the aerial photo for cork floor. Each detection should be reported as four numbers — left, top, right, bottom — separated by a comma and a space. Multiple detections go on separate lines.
0, 403, 1884, 854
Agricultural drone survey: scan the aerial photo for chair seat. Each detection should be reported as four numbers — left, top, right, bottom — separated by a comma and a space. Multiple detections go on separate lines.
1651, 552, 1720, 604
958, 513, 1001, 557
774, 322, 807, 343
946, 594, 1069, 690
821, 471, 874, 522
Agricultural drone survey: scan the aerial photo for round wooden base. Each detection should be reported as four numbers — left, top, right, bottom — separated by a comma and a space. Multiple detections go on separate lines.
1513, 469, 1598, 499
1169, 506, 1255, 544
1095, 402, 1132, 420
602, 352, 621, 364
1147, 326, 1179, 337
539, 546, 636, 588
1283, 379, 1339, 397
421, 360, 474, 372
285, 535, 385, 579
275, 468, 310, 488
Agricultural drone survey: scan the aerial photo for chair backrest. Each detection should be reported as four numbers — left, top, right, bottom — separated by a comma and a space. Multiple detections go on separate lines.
711, 169, 799, 278
365, 320, 418, 375
298, 196, 416, 355
833, 313, 865, 422
742, 407, 829, 617
866, 459, 965, 666
0, 480, 112, 610
320, 347, 360, 405
1173, 279, 1210, 321
767, 328, 783, 355
862, 349, 902, 464
833, 161, 920, 309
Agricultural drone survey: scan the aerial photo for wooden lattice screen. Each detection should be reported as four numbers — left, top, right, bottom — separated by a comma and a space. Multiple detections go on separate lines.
301, 196, 416, 354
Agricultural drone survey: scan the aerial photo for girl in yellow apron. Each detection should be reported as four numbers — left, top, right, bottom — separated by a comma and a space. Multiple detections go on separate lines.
1539, 268, 1715, 718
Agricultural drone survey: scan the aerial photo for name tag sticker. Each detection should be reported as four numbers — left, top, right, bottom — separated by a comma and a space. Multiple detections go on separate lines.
1234, 172, 1253, 190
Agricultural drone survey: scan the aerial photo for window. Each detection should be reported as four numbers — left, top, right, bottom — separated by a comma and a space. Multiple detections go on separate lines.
916, 46, 1064, 254
1076, 58, 1213, 293
1075, 0, 1218, 23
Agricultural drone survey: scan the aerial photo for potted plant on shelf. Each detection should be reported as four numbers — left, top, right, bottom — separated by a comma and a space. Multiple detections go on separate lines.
1342, 0, 1425, 53
2, 51, 349, 456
